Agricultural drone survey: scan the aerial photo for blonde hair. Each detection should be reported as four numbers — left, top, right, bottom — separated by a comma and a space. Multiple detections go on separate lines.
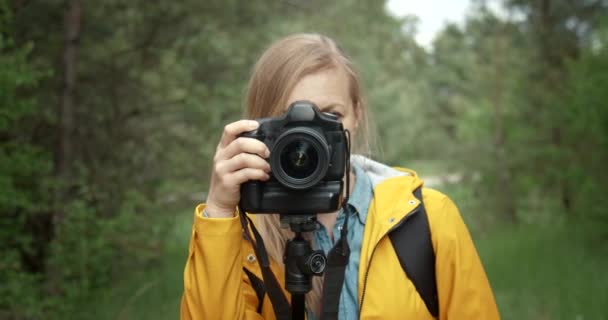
244, 33, 370, 316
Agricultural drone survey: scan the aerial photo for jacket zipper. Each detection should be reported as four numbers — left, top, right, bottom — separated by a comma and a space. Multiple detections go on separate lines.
358, 207, 420, 317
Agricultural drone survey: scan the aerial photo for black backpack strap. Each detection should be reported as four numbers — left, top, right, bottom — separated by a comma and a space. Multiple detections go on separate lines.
243, 267, 266, 313
388, 187, 439, 318
238, 209, 291, 320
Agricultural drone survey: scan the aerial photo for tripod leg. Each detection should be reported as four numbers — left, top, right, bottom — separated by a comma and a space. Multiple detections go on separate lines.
291, 293, 306, 320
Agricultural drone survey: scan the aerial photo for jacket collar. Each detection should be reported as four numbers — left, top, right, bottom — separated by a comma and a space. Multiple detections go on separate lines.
351, 155, 411, 187
351, 155, 423, 218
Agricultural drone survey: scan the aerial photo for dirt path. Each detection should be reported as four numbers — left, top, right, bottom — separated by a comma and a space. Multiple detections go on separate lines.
422, 173, 464, 188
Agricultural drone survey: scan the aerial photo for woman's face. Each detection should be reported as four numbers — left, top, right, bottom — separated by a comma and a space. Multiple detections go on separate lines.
285, 68, 360, 137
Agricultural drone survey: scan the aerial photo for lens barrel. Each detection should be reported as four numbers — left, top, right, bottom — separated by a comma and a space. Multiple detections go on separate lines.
270, 127, 329, 190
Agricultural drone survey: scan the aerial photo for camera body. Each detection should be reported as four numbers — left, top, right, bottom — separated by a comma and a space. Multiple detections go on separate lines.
239, 101, 347, 214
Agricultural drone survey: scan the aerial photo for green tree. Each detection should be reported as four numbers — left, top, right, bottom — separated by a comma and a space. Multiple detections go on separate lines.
504, 0, 608, 216
0, 1, 51, 317
560, 18, 608, 231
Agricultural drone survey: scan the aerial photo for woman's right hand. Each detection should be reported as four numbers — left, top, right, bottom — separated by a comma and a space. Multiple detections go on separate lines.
204, 120, 271, 218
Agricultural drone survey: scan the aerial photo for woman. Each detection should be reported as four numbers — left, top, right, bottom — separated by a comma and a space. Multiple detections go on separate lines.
181, 33, 500, 319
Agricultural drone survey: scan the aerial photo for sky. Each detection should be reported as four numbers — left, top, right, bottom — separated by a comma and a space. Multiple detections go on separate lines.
385, 0, 472, 48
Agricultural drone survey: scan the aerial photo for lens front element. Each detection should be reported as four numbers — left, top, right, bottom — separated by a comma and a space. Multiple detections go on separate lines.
280, 140, 319, 179
271, 128, 329, 190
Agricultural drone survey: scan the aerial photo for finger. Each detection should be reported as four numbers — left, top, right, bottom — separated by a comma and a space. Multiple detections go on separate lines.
220, 137, 269, 161
225, 168, 270, 186
219, 120, 259, 148
216, 153, 270, 175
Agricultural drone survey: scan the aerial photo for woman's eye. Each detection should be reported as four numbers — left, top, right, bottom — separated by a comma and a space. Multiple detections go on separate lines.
325, 111, 343, 119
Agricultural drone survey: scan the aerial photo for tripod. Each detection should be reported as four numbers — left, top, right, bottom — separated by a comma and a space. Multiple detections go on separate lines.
281, 214, 327, 320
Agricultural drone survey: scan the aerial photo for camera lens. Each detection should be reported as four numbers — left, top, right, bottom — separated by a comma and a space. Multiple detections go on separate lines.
271, 127, 330, 190
280, 140, 319, 179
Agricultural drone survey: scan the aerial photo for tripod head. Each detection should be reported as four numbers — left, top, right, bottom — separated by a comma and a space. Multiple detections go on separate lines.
279, 214, 327, 319
280, 214, 318, 232
280, 214, 326, 293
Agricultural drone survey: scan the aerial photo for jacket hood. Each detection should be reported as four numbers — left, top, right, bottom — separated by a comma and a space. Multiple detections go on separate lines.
351, 154, 421, 189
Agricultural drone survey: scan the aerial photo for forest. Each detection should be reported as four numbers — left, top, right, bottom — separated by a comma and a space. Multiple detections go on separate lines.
1, 0, 607, 319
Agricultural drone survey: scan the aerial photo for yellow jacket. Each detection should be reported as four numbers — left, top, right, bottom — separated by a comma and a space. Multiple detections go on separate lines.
181, 157, 500, 319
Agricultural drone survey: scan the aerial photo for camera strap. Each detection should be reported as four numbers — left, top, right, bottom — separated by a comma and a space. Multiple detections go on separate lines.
320, 129, 352, 320
320, 204, 351, 320
238, 206, 291, 320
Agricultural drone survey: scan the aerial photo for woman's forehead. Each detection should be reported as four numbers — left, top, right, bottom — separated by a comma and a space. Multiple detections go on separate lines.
285, 69, 350, 110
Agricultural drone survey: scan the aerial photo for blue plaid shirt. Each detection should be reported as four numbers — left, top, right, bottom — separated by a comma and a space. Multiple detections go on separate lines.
310, 163, 373, 320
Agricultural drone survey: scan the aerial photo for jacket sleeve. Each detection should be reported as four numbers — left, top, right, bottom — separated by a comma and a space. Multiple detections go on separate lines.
428, 193, 501, 320
180, 204, 264, 320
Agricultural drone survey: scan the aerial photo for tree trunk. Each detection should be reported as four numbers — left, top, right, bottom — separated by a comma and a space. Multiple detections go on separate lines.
56, 0, 82, 217
492, 27, 517, 224
537, 0, 572, 213
50, 0, 82, 294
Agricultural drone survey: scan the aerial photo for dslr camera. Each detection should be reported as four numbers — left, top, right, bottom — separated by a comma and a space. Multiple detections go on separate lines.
239, 101, 347, 214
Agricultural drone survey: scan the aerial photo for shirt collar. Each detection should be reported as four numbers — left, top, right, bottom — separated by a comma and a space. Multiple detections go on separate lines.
346, 163, 373, 224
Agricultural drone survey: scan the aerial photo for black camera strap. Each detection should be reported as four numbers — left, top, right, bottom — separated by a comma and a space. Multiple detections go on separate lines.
238, 207, 291, 320
319, 205, 351, 320
320, 129, 352, 320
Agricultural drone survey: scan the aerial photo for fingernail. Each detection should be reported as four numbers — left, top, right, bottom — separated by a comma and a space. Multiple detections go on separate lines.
249, 120, 259, 128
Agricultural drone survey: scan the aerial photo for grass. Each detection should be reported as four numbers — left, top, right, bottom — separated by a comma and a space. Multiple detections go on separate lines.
79, 207, 608, 320
477, 223, 608, 320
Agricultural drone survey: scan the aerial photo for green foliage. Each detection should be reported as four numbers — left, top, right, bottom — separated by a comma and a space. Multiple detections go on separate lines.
421, 1, 608, 229
560, 19, 608, 232
73, 209, 192, 320
47, 192, 165, 318
0, 2, 52, 317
